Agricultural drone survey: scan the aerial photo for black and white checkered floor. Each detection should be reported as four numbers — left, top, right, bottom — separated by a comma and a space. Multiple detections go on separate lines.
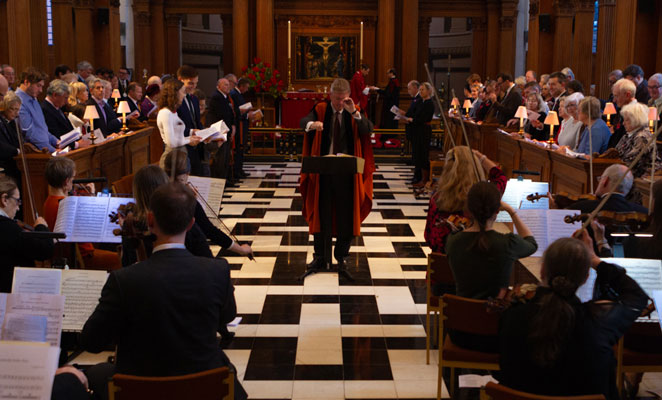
214, 161, 448, 399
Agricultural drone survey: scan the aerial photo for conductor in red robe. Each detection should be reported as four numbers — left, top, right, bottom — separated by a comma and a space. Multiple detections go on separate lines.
300, 78, 375, 278
350, 64, 370, 113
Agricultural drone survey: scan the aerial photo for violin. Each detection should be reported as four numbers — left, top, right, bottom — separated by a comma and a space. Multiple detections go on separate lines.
563, 211, 650, 231
527, 192, 598, 209
109, 202, 149, 262
15, 220, 34, 231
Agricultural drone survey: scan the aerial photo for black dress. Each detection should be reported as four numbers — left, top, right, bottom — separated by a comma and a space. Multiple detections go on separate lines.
498, 261, 647, 400
410, 98, 434, 170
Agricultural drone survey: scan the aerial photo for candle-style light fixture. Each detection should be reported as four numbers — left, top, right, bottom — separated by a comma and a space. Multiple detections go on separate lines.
111, 89, 121, 112
544, 111, 559, 148
117, 100, 131, 133
462, 99, 472, 118
648, 106, 659, 135
603, 102, 616, 127
83, 105, 99, 144
514, 105, 528, 137
287, 20, 293, 92
451, 97, 460, 113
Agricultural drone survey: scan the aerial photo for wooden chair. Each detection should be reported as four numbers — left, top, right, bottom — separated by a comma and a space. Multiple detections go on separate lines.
112, 173, 135, 196
437, 294, 500, 400
426, 252, 455, 364
482, 382, 605, 400
108, 367, 234, 400
615, 320, 662, 396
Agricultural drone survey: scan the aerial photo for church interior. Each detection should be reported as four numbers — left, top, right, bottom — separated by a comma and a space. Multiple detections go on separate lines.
1, 0, 662, 399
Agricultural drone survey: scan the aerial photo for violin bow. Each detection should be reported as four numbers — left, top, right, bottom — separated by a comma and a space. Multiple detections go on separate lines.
581, 122, 662, 230
588, 98, 594, 194
14, 120, 38, 220
650, 112, 659, 211
423, 63, 456, 150
186, 181, 255, 261
451, 88, 482, 182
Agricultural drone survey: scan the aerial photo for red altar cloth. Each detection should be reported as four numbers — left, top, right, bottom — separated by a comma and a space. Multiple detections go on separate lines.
281, 92, 329, 129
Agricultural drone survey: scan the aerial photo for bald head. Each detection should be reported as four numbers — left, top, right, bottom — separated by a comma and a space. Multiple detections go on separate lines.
0, 74, 8, 101
596, 164, 633, 196
217, 78, 231, 95
147, 75, 162, 88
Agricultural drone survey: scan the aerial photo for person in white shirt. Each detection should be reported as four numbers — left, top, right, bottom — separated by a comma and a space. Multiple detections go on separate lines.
557, 92, 584, 148
157, 79, 201, 169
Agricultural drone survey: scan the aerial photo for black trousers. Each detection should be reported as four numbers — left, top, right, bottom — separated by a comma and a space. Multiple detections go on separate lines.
313, 173, 354, 264
210, 141, 232, 179
411, 125, 431, 170
186, 144, 207, 177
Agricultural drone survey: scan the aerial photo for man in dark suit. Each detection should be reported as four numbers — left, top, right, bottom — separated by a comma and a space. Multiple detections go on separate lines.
76, 60, 93, 85
176, 65, 207, 176
87, 78, 135, 137
207, 78, 235, 181
230, 77, 251, 179
300, 78, 374, 279
41, 79, 74, 139
404, 80, 421, 183
623, 64, 650, 105
489, 73, 522, 126
117, 67, 130, 97
122, 82, 147, 122
81, 182, 247, 400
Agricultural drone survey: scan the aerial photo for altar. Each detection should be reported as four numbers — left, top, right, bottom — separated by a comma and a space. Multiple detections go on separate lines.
280, 92, 329, 129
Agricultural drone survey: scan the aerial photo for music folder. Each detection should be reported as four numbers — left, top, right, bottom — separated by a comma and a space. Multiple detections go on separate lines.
301, 155, 365, 175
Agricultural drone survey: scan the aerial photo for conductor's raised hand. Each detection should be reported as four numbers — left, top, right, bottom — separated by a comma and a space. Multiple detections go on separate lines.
342, 97, 357, 114
310, 121, 324, 131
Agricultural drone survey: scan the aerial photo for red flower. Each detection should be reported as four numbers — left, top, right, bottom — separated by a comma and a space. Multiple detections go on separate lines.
248, 73, 255, 80
252, 66, 259, 72
264, 62, 271, 68
273, 69, 279, 75
241, 66, 247, 73
260, 73, 265, 80
255, 57, 261, 64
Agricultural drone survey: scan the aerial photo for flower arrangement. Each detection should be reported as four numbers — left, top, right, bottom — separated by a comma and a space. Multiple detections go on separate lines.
241, 58, 285, 98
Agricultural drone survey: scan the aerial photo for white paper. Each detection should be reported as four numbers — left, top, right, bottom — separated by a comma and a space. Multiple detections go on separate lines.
61, 270, 108, 331
496, 180, 549, 222
652, 290, 662, 331
197, 120, 230, 142
188, 176, 226, 226
1, 314, 48, 342
51, 147, 70, 156
565, 148, 588, 159
83, 128, 105, 144
53, 196, 134, 243
362, 87, 370, 96
527, 110, 540, 121
68, 113, 84, 128
12, 267, 62, 295
458, 374, 498, 388
514, 209, 580, 257
58, 127, 82, 148
239, 102, 253, 112
601, 258, 662, 298
0, 341, 60, 400
576, 268, 598, 303
227, 316, 242, 327
390, 105, 405, 115
4, 293, 65, 346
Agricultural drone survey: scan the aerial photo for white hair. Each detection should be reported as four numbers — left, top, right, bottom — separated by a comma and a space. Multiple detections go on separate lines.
620, 102, 649, 131
564, 92, 585, 106
613, 78, 636, 97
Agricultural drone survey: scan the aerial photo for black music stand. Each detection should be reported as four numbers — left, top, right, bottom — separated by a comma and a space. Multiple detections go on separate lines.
300, 155, 365, 281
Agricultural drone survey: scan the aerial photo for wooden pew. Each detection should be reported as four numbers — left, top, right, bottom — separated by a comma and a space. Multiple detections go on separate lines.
16, 126, 155, 225
549, 151, 619, 193
518, 139, 552, 182
495, 132, 521, 178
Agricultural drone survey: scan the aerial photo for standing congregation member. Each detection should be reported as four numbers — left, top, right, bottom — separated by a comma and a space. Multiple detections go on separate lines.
176, 65, 206, 176
87, 78, 136, 136
140, 83, 160, 120
489, 73, 522, 126
609, 78, 637, 149
377, 68, 400, 130
404, 80, 422, 183
82, 182, 247, 400
300, 78, 374, 277
404, 81, 434, 188
124, 82, 146, 122
230, 77, 251, 179
0, 92, 22, 195
207, 78, 235, 181
157, 79, 201, 169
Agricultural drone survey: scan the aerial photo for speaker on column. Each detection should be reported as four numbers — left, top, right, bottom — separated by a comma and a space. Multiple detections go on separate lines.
98, 8, 109, 25
539, 14, 551, 33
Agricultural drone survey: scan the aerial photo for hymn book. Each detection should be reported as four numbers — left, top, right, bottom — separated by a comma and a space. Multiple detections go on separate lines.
0, 341, 60, 400
497, 179, 550, 222
12, 267, 108, 332
53, 196, 134, 243
197, 120, 229, 142
514, 209, 581, 257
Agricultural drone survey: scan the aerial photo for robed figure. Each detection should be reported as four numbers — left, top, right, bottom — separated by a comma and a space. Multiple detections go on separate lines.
299, 78, 375, 277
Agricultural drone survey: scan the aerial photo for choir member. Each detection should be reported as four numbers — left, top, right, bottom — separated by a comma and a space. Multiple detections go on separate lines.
157, 79, 201, 169
377, 68, 400, 130
404, 81, 434, 187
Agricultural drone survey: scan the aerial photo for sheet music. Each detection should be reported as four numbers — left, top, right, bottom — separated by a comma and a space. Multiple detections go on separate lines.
82, 128, 105, 144
601, 258, 662, 297
515, 209, 580, 257
5, 293, 65, 347
54, 196, 134, 243
68, 113, 84, 128
197, 120, 229, 141
653, 291, 662, 331
497, 180, 549, 222
458, 374, 498, 388
58, 127, 82, 148
576, 268, 597, 303
239, 102, 253, 112
61, 270, 108, 331
1, 314, 48, 342
12, 267, 62, 295
0, 341, 60, 400
188, 176, 226, 222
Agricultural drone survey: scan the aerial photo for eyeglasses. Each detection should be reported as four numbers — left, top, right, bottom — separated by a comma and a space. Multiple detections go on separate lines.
7, 196, 21, 205
649, 85, 661, 90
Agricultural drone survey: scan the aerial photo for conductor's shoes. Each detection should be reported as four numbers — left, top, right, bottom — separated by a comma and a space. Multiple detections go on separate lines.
306, 256, 327, 270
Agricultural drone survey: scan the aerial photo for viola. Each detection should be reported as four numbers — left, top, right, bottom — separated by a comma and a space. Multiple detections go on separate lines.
15, 220, 34, 231
563, 211, 650, 231
109, 202, 149, 262
527, 191, 598, 210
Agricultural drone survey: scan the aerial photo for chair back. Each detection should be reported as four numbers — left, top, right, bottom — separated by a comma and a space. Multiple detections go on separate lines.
112, 173, 135, 196
483, 382, 605, 400
441, 293, 499, 335
428, 252, 454, 285
108, 367, 233, 400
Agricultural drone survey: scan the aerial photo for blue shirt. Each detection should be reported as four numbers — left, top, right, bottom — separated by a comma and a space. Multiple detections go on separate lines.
17, 88, 58, 152
576, 118, 611, 155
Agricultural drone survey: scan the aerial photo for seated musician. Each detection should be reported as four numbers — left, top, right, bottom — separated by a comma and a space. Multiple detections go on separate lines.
624, 179, 662, 260
163, 149, 253, 257
42, 157, 120, 271
498, 234, 647, 400
120, 164, 212, 266
614, 101, 662, 178
424, 147, 507, 295
0, 175, 54, 292
81, 182, 247, 400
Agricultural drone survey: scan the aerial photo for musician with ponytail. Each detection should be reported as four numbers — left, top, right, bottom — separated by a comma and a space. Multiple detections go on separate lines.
499, 235, 648, 399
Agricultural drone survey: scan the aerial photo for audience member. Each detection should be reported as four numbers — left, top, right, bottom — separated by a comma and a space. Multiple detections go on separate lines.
229, 78, 252, 179
539, 73, 550, 87
490, 73, 522, 126
556, 94, 583, 147
561, 67, 575, 81
43, 157, 120, 271
508, 92, 547, 140
124, 82, 146, 121
623, 64, 650, 104
614, 101, 661, 177
648, 73, 662, 114
606, 69, 623, 103
0, 175, 53, 292
0, 74, 8, 101
76, 60, 93, 84
475, 81, 496, 122
157, 79, 201, 169
575, 96, 610, 155
207, 78, 235, 181
86, 78, 128, 136
424, 147, 506, 294
53, 64, 72, 80
499, 235, 646, 399
0, 93, 22, 192
41, 79, 75, 139
609, 78, 638, 148
147, 75, 163, 88
566, 80, 584, 95
176, 65, 206, 176
548, 71, 567, 114
514, 75, 526, 90
81, 181, 247, 400
525, 70, 537, 83
16, 67, 60, 152
1, 64, 15, 90
67, 81, 89, 120
140, 83, 160, 119
117, 66, 130, 97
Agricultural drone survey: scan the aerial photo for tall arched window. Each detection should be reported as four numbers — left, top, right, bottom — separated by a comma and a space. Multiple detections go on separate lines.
46, 0, 54, 46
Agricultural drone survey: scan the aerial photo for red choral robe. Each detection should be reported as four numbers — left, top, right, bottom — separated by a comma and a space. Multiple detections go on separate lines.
350, 71, 368, 112
299, 101, 375, 236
